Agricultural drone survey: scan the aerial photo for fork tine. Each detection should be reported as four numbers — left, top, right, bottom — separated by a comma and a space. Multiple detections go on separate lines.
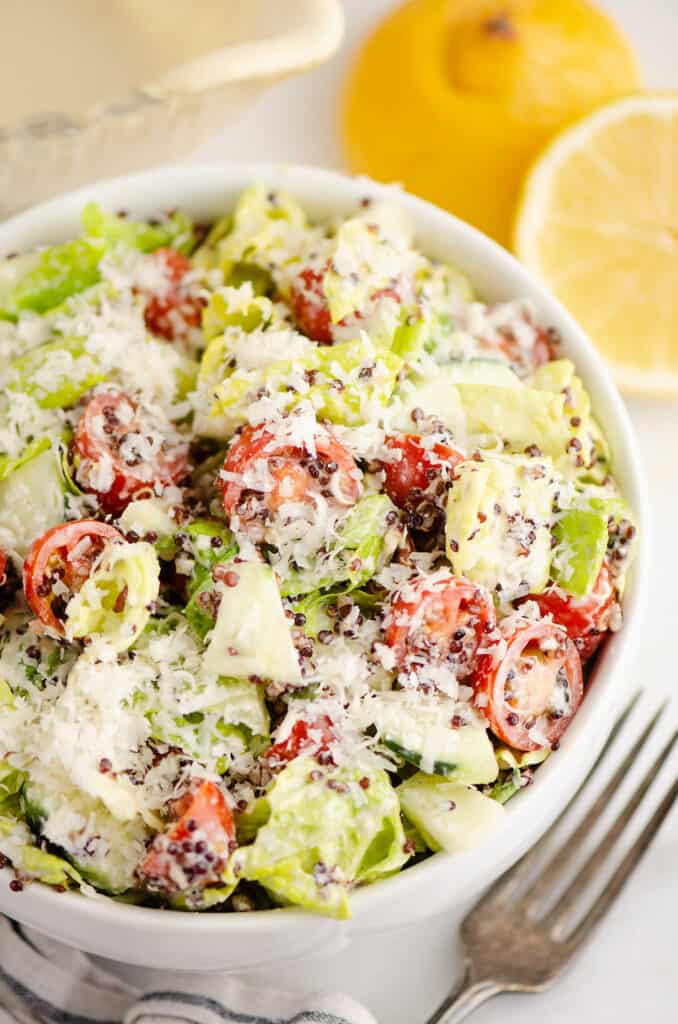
563, 774, 678, 952
521, 700, 667, 914
543, 726, 677, 936
471, 690, 643, 909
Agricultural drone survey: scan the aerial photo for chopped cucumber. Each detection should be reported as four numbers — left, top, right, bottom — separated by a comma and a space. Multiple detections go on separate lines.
203, 562, 301, 685
24, 774, 148, 895
370, 695, 498, 782
398, 774, 504, 853
118, 498, 176, 541
0, 446, 66, 555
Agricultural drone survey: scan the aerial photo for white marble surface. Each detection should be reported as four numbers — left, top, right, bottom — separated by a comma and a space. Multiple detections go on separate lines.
119, 3, 678, 1020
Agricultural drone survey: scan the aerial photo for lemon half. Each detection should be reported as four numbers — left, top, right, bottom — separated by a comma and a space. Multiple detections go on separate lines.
341, 0, 639, 247
515, 94, 678, 395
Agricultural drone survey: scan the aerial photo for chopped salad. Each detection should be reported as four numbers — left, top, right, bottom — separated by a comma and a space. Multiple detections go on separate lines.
0, 187, 636, 917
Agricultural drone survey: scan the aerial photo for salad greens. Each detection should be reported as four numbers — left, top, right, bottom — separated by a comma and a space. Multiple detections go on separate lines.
0, 186, 636, 917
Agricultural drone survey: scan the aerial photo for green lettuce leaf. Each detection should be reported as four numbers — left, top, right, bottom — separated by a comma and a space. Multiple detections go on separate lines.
280, 493, 398, 597
239, 755, 409, 918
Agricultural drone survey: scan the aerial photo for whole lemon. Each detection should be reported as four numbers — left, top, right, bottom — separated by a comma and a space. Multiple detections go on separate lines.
341, 0, 639, 247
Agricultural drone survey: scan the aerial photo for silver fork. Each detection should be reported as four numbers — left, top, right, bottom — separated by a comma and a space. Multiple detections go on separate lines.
426, 692, 678, 1023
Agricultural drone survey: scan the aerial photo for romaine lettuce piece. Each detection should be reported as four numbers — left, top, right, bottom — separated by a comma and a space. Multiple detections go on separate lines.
323, 219, 403, 325
280, 493, 399, 597
223, 261, 274, 296
486, 746, 550, 804
65, 540, 160, 651
216, 185, 308, 270
391, 316, 427, 360
0, 241, 104, 318
202, 286, 276, 341
530, 359, 607, 477
551, 507, 608, 597
0, 760, 25, 817
9, 336, 104, 409
81, 203, 194, 256
414, 259, 475, 319
394, 363, 572, 457
0, 814, 84, 890
183, 520, 238, 589
312, 338, 404, 425
184, 574, 224, 640
203, 561, 301, 685
0, 206, 194, 319
209, 334, 404, 435
170, 878, 238, 911
234, 795, 271, 845
182, 521, 238, 638
0, 446, 66, 555
239, 756, 409, 917
288, 590, 337, 638
118, 498, 177, 542
0, 435, 51, 484
148, 677, 269, 770
458, 383, 570, 457
391, 368, 466, 435
0, 613, 76, 695
446, 453, 555, 599
398, 773, 504, 853
589, 491, 636, 595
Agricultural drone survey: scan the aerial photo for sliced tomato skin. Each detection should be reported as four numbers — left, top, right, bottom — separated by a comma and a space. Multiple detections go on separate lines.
0, 552, 6, 587
23, 520, 123, 632
219, 423, 360, 540
481, 318, 555, 373
530, 566, 615, 662
73, 390, 189, 514
143, 248, 204, 341
381, 434, 463, 509
264, 716, 336, 770
474, 619, 583, 752
385, 570, 495, 681
288, 263, 404, 344
138, 780, 235, 895
288, 267, 333, 343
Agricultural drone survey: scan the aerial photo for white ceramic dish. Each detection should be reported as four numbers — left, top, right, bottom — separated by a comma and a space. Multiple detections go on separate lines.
0, 1, 343, 218
0, 162, 648, 971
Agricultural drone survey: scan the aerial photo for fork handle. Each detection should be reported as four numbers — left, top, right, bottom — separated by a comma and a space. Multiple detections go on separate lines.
426, 964, 502, 1024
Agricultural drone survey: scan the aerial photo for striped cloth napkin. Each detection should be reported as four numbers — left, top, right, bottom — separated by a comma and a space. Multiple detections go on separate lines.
0, 917, 376, 1024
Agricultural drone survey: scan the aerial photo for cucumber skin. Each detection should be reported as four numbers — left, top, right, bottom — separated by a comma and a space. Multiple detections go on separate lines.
385, 739, 462, 778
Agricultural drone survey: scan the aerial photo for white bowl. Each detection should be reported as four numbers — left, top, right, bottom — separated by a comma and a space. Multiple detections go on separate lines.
0, 162, 648, 971
0, 1, 344, 218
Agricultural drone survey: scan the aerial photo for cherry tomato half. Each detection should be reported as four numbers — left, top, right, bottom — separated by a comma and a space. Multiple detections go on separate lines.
288, 267, 333, 343
264, 715, 337, 770
288, 263, 404, 344
474, 618, 583, 752
481, 316, 555, 375
219, 422, 360, 541
23, 520, 123, 632
73, 389, 189, 514
381, 434, 463, 509
384, 570, 495, 685
143, 248, 205, 341
529, 565, 616, 663
137, 780, 235, 895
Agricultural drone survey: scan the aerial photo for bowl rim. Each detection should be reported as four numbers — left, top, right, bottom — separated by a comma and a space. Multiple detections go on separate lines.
0, 160, 649, 938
